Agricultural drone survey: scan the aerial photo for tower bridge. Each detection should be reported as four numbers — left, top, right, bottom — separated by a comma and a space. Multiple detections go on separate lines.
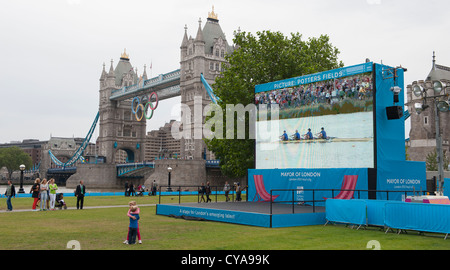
109, 69, 181, 102
60, 8, 245, 189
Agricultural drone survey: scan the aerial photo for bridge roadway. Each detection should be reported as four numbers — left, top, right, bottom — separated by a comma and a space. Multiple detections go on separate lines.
47, 160, 221, 179
110, 69, 181, 101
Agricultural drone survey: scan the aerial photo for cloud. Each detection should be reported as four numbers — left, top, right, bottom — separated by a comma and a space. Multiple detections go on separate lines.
0, 0, 449, 142
67, 0, 81, 5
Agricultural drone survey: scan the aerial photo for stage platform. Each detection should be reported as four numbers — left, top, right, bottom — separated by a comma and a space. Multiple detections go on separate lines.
156, 202, 326, 228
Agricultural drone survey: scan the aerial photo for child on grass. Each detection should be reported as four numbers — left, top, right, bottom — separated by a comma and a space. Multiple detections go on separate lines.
124, 201, 142, 244
127, 205, 140, 245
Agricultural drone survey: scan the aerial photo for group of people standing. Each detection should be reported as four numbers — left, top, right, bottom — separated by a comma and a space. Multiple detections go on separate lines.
124, 181, 157, 197
224, 181, 244, 202
124, 181, 137, 197
199, 181, 244, 203
30, 178, 59, 211
30, 178, 86, 211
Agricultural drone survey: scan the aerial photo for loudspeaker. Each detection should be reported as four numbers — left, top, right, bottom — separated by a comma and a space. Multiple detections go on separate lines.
386, 106, 403, 120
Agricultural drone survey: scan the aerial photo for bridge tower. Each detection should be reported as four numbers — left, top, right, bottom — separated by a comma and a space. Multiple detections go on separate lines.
97, 50, 147, 164
180, 7, 233, 160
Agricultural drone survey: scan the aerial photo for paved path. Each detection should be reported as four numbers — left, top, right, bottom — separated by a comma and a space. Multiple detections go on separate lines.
0, 204, 157, 213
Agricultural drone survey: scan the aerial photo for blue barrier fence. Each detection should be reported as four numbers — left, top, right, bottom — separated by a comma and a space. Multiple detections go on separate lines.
268, 188, 427, 214
325, 199, 450, 239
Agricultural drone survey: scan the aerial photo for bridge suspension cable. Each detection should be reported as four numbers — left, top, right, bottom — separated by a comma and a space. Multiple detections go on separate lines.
48, 112, 100, 168
201, 73, 220, 104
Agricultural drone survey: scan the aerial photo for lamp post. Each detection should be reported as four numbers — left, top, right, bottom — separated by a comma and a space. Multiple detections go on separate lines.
167, 166, 172, 192
18, 164, 25, 193
412, 80, 449, 195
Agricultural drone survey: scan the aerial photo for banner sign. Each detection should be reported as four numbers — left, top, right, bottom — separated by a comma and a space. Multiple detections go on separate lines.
255, 62, 373, 93
376, 160, 426, 200
248, 168, 369, 205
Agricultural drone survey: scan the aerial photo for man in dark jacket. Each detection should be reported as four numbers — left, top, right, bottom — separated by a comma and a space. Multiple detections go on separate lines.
75, 180, 86, 209
5, 180, 16, 211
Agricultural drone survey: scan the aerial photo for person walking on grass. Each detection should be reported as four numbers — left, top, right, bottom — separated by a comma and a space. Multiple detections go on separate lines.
224, 181, 231, 202
75, 180, 86, 209
235, 182, 242, 202
205, 182, 212, 203
199, 183, 206, 203
39, 178, 48, 211
124, 181, 129, 197
49, 178, 58, 210
5, 180, 16, 211
31, 178, 40, 211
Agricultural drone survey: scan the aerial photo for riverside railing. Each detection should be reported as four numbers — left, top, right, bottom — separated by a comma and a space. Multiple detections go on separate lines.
157, 185, 248, 204
269, 188, 429, 215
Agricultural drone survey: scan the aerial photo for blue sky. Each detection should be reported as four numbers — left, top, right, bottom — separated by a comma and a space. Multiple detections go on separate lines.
0, 0, 449, 143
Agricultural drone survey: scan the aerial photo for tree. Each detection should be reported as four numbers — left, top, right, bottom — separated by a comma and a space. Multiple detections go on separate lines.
0, 147, 32, 180
205, 30, 343, 178
426, 149, 449, 171
426, 150, 438, 171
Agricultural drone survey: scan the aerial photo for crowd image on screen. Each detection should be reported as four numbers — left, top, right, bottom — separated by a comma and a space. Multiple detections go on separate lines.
255, 73, 373, 109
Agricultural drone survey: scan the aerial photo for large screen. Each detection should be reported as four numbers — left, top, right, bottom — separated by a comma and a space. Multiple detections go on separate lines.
255, 63, 375, 169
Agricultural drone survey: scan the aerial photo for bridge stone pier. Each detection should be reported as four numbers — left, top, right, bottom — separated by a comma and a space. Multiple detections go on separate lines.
66, 163, 118, 189
147, 159, 206, 188
67, 9, 246, 190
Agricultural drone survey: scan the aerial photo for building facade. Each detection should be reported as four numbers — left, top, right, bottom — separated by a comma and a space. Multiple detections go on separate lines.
406, 53, 450, 163
97, 50, 147, 164
179, 8, 233, 160
0, 137, 96, 179
96, 8, 233, 163
145, 120, 181, 160
0, 139, 44, 169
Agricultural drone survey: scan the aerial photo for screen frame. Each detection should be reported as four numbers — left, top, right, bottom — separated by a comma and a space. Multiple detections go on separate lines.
253, 62, 377, 170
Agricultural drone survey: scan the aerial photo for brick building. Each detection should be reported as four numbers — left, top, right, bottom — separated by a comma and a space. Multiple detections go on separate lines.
145, 120, 181, 160
406, 53, 450, 163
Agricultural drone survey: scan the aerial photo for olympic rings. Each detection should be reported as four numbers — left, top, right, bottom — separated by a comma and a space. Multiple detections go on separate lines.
131, 92, 159, 122
148, 91, 158, 110
131, 97, 141, 115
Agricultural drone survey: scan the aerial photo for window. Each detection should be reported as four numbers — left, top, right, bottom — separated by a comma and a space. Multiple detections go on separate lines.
215, 49, 219, 57
424, 116, 429, 125
215, 63, 220, 71
210, 62, 214, 70
124, 111, 131, 121
123, 128, 131, 137
221, 49, 225, 58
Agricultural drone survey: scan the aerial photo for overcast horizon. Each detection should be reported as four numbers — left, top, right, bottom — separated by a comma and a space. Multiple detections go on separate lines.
1, 0, 449, 144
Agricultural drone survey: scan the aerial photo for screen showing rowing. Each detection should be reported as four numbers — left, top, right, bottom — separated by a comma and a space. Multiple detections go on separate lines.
255, 63, 374, 169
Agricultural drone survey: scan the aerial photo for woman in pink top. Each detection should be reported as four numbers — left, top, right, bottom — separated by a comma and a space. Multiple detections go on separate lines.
124, 201, 141, 244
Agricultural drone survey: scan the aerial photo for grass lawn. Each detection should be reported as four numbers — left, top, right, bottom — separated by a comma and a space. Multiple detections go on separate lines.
1, 195, 450, 251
